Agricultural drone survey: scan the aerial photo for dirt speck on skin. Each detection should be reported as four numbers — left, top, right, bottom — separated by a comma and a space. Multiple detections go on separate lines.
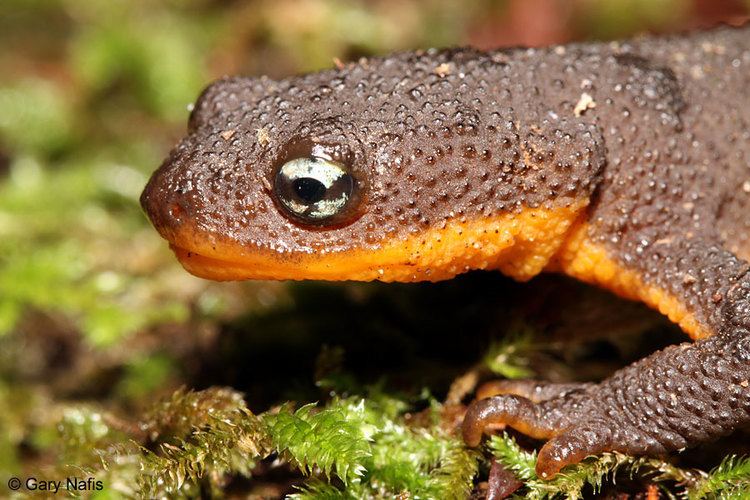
574, 92, 596, 116
256, 127, 271, 147
434, 62, 452, 77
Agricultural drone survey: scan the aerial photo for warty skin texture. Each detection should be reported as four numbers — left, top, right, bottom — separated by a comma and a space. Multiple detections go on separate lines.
141, 46, 605, 281
141, 25, 750, 478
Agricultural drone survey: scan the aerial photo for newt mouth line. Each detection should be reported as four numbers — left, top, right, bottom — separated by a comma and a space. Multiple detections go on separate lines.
169, 243, 309, 281
169, 241, 381, 282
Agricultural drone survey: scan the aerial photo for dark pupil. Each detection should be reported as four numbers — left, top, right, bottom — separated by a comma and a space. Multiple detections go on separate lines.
292, 177, 327, 204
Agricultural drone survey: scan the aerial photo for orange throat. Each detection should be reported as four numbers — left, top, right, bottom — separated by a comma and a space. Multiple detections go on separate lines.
170, 200, 588, 283
549, 221, 708, 340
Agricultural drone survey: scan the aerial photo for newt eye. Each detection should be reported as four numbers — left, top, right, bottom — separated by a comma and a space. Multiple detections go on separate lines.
274, 156, 356, 224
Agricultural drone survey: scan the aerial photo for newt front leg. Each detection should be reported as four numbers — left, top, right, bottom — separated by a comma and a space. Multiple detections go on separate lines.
464, 239, 750, 477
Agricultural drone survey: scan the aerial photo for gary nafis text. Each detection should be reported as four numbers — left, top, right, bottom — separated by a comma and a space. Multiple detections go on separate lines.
7, 476, 104, 493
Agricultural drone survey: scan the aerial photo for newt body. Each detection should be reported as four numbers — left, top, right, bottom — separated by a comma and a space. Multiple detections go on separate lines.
141, 26, 750, 477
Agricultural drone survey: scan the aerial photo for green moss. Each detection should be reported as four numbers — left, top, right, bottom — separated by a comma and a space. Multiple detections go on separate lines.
687, 456, 750, 500
483, 326, 535, 379
488, 433, 702, 499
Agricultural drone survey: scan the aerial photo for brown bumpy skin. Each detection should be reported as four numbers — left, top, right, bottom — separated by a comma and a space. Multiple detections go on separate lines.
141, 25, 750, 478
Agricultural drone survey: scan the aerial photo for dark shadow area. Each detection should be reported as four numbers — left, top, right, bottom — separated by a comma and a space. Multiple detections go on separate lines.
186, 272, 683, 411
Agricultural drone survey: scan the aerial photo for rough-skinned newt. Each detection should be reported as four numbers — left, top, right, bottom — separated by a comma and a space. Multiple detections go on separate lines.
141, 25, 750, 478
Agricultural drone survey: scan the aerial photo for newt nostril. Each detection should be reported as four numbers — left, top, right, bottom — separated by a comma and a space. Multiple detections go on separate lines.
169, 202, 183, 221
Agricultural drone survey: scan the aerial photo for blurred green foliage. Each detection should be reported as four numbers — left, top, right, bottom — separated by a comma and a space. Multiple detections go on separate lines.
0, 2, 210, 347
483, 326, 535, 380
1, 0, 749, 497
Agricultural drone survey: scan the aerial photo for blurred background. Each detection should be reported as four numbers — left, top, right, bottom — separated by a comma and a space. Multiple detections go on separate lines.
1, 0, 749, 497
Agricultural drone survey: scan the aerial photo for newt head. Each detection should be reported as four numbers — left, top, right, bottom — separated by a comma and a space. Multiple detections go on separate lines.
141, 50, 604, 282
